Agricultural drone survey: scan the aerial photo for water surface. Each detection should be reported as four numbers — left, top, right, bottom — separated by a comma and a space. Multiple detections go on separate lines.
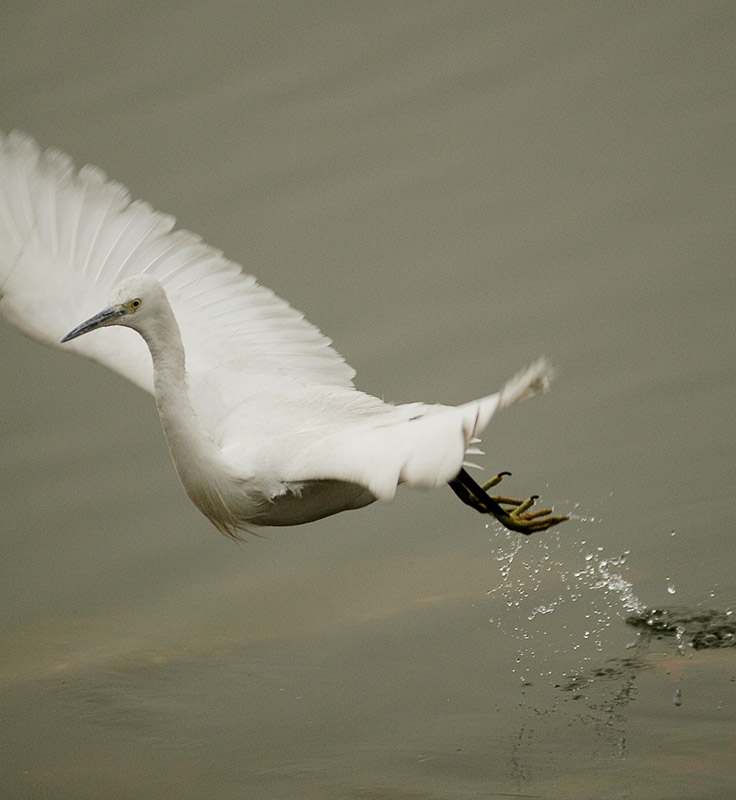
1, 3, 735, 797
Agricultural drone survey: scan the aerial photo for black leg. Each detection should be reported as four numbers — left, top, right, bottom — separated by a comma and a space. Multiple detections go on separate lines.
449, 468, 568, 535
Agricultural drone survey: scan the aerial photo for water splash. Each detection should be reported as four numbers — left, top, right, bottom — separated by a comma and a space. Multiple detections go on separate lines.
589, 553, 646, 614
485, 518, 647, 679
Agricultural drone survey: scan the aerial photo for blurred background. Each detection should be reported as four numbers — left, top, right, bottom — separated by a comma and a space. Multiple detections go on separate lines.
1, 2, 735, 797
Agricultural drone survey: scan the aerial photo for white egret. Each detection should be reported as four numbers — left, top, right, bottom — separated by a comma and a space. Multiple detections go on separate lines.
0, 131, 567, 538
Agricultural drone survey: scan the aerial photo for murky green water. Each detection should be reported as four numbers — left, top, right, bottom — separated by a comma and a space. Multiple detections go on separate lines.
2, 3, 735, 797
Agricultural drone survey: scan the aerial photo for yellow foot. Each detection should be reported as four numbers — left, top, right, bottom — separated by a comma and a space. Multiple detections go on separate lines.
449, 469, 568, 536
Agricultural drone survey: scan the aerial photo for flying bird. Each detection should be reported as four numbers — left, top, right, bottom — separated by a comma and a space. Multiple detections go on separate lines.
0, 131, 567, 539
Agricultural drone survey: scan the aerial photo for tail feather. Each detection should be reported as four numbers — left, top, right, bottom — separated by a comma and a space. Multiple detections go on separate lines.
497, 358, 553, 410
455, 357, 553, 443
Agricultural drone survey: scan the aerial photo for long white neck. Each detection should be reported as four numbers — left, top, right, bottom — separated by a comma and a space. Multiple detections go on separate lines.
135, 300, 248, 538
136, 304, 224, 492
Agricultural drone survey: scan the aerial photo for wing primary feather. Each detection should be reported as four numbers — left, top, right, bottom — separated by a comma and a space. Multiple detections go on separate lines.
81, 192, 117, 277
93, 201, 139, 283
14, 142, 40, 249
107, 205, 175, 286
143, 232, 214, 282
67, 173, 88, 270
157, 252, 220, 288
0, 165, 23, 250
138, 234, 193, 277
40, 147, 74, 257
47, 158, 59, 256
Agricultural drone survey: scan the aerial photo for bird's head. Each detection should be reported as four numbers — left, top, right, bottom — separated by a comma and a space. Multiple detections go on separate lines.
62, 274, 167, 342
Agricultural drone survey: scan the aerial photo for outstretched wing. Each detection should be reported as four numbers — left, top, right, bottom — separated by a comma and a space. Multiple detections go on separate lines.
0, 131, 356, 399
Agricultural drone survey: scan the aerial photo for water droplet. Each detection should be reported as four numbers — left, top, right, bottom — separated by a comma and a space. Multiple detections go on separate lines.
667, 582, 676, 595
673, 688, 682, 707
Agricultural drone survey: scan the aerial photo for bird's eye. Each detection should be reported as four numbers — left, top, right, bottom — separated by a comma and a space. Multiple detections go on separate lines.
130, 298, 142, 310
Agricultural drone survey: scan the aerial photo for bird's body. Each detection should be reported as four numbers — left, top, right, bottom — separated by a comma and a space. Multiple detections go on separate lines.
0, 131, 566, 538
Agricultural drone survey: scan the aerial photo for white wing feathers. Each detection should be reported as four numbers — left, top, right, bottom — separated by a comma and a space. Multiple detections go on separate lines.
285, 359, 552, 500
0, 130, 356, 398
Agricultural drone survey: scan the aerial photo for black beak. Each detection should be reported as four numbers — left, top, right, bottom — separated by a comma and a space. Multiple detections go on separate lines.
61, 306, 125, 343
